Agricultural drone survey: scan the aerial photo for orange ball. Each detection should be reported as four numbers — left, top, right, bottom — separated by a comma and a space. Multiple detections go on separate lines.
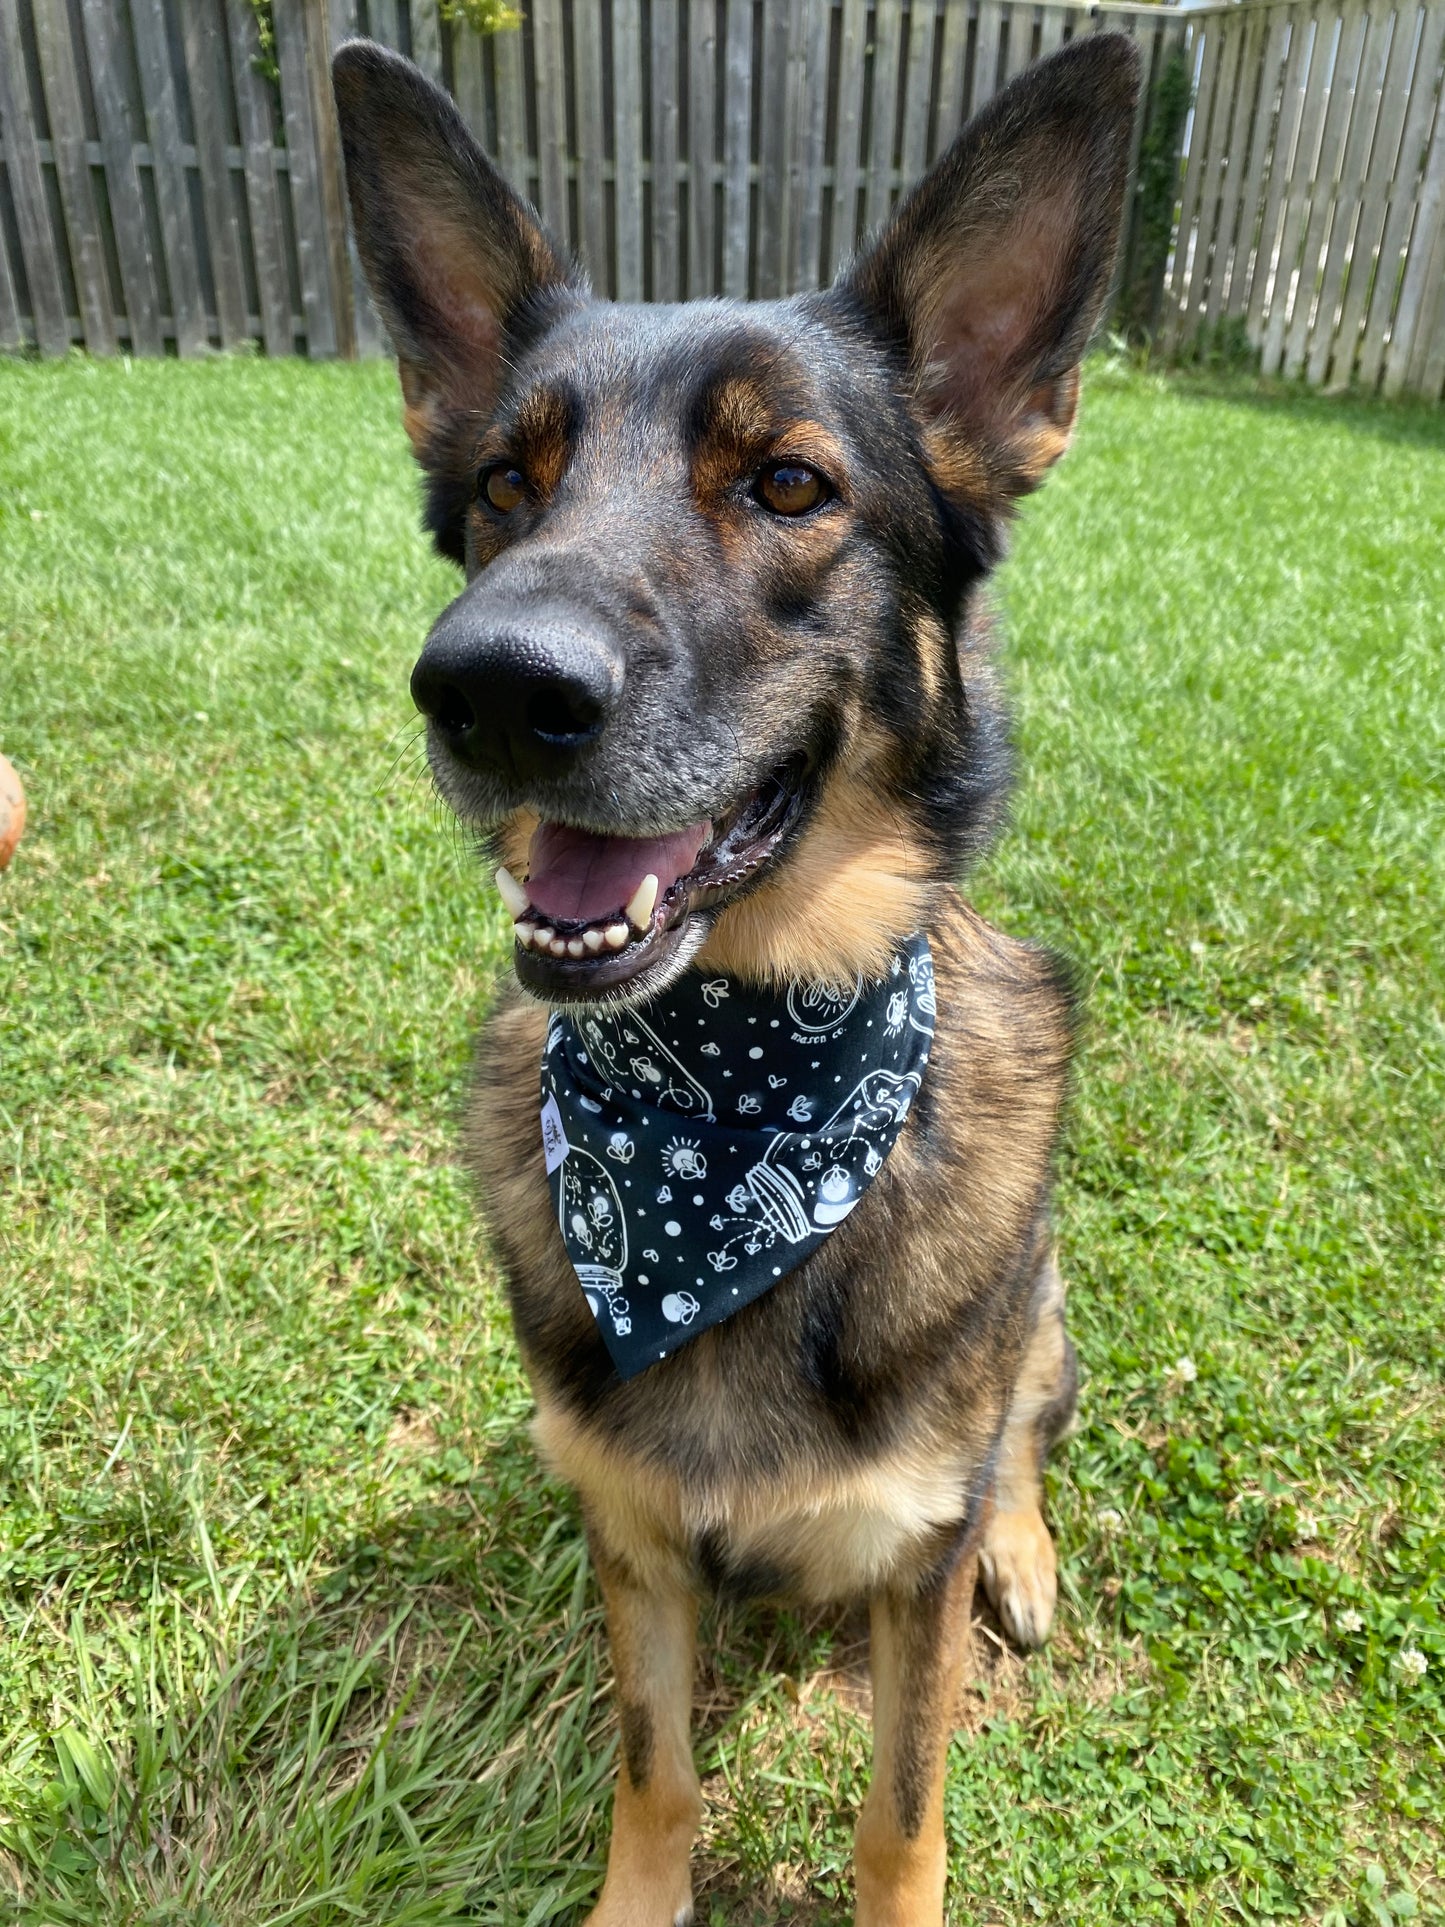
0, 754, 26, 871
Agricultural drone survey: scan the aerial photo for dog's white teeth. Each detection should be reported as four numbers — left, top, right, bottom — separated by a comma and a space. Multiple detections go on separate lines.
567, 938, 586, 958
514, 921, 537, 948
548, 937, 568, 958
495, 865, 530, 919
533, 926, 556, 950
583, 927, 606, 953
625, 874, 660, 931
604, 922, 630, 950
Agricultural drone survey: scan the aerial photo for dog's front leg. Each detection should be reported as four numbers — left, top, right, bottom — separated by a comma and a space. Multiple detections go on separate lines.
854, 1530, 978, 1927
585, 1534, 702, 1927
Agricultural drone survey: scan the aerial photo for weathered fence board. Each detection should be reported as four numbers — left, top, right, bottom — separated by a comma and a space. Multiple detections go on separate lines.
182, 0, 250, 350
131, 0, 210, 354
722, 0, 751, 298
829, 0, 868, 282
31, 0, 117, 353
787, 0, 830, 291
574, 0, 608, 287
0, 0, 70, 356
1305, 0, 1389, 384
0, 189, 22, 349
1385, 71, 1445, 391
227, 0, 294, 355
275, 0, 339, 354
613, 0, 644, 301
3, 0, 1439, 398
1327, 0, 1423, 388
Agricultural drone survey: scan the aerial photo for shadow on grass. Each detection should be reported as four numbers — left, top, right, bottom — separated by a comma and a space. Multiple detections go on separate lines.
5, 1428, 912, 1925
1148, 362, 1445, 454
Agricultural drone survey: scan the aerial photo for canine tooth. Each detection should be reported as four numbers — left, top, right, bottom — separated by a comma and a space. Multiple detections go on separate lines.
603, 922, 630, 950
514, 921, 537, 948
583, 928, 605, 953
533, 926, 555, 949
495, 866, 529, 919
567, 938, 585, 958
548, 938, 568, 958
625, 874, 660, 930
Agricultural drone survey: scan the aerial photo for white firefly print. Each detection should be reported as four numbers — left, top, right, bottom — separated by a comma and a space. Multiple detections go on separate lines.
737, 1093, 762, 1116
661, 1137, 707, 1181
701, 980, 729, 1007
787, 1094, 815, 1123
661, 1291, 700, 1324
606, 1131, 635, 1163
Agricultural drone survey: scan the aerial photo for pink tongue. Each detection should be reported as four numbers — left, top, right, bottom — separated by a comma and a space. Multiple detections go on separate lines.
526, 819, 711, 924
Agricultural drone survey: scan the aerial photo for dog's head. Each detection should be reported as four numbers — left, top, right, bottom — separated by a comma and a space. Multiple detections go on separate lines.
334, 35, 1138, 1005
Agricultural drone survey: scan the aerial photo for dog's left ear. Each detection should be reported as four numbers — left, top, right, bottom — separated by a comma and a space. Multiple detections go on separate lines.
842, 34, 1140, 496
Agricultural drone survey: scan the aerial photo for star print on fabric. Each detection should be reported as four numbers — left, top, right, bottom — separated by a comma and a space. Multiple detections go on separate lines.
540, 934, 935, 1379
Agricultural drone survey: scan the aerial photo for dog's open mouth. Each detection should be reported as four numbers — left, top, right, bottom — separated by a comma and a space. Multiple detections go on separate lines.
497, 763, 807, 999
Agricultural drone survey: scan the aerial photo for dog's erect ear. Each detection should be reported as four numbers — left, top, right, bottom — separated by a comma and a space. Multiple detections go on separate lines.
842, 34, 1140, 496
332, 40, 575, 456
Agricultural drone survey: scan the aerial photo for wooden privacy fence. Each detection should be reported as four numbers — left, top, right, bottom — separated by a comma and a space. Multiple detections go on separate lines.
0, 0, 1189, 362
1163, 0, 1445, 396
2, 0, 1442, 397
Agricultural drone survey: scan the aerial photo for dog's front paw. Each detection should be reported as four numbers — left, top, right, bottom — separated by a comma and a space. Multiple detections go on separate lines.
979, 1505, 1058, 1650
583, 1908, 692, 1927
583, 1881, 694, 1927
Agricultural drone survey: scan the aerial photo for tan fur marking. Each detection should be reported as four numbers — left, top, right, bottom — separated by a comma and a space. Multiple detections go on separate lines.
979, 1255, 1069, 1649
584, 1549, 701, 1927
911, 607, 948, 710
855, 1547, 977, 1926
919, 419, 991, 503
691, 382, 850, 506
513, 385, 574, 498
536, 1393, 997, 1605
399, 359, 441, 459
698, 731, 935, 986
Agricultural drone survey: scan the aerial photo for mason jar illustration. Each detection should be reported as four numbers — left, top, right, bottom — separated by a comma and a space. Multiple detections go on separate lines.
559, 1143, 630, 1326
581, 1011, 715, 1119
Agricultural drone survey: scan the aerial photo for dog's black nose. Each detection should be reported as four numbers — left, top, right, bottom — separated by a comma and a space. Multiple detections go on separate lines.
411, 605, 622, 779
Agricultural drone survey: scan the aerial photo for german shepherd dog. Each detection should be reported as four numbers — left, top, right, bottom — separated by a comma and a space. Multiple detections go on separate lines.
334, 32, 1138, 1924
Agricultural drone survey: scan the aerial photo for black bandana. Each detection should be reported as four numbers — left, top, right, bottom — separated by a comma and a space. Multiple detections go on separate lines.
539, 934, 935, 1379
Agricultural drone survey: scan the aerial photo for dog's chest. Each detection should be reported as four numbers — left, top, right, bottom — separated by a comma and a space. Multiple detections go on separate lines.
461, 904, 1071, 1596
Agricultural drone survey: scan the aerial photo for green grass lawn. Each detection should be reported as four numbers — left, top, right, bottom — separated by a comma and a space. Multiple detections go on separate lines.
0, 352, 1442, 1926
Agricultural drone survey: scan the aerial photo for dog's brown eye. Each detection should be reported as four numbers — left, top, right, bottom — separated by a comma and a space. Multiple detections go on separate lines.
482, 465, 526, 514
756, 463, 827, 517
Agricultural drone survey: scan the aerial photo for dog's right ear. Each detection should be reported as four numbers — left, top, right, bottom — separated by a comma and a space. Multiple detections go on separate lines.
332, 41, 576, 462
